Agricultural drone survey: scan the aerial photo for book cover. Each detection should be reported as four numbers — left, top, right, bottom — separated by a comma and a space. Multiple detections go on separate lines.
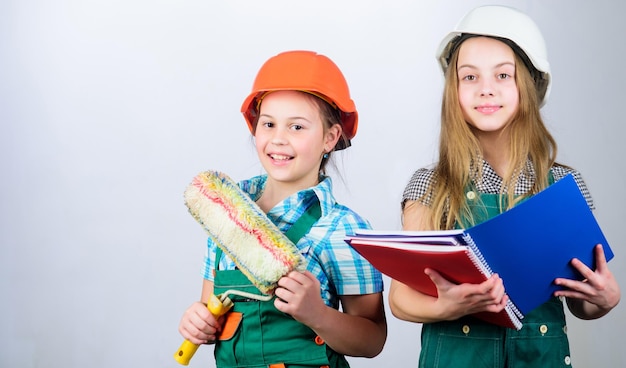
348, 174, 614, 329
347, 238, 523, 329
461, 174, 613, 315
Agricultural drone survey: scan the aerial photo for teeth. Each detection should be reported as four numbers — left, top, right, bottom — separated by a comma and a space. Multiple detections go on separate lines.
271, 154, 290, 161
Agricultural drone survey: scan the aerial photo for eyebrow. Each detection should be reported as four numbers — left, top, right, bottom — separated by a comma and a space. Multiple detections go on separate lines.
458, 61, 516, 70
258, 113, 312, 122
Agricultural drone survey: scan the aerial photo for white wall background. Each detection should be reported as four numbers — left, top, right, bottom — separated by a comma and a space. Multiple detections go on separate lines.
1, 0, 624, 367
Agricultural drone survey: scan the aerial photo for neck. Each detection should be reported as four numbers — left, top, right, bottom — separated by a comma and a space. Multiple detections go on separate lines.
477, 132, 511, 178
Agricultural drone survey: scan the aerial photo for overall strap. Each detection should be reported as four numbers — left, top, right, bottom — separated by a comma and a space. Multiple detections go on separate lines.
548, 168, 555, 185
215, 198, 322, 269
284, 198, 322, 244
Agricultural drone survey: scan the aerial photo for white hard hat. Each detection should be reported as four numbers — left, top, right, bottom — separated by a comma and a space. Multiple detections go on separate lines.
436, 5, 551, 107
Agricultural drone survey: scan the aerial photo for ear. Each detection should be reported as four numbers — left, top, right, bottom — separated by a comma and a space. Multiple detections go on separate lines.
324, 124, 342, 152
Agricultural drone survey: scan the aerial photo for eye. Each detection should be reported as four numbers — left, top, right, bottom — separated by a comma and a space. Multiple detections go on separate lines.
461, 74, 476, 81
497, 73, 511, 80
260, 121, 274, 128
291, 124, 303, 131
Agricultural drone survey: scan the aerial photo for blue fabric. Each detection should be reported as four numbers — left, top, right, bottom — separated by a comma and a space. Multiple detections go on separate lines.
202, 174, 383, 308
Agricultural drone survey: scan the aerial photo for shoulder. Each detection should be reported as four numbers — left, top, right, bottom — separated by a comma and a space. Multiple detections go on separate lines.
238, 174, 267, 200
551, 164, 594, 209
304, 202, 371, 249
315, 176, 370, 228
307, 177, 372, 236
325, 203, 372, 233
402, 167, 436, 203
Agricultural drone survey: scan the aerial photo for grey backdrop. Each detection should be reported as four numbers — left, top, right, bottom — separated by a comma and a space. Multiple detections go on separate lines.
1, 0, 624, 367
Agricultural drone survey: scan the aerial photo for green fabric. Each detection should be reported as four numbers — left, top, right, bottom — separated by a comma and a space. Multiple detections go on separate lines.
213, 199, 349, 368
284, 200, 322, 244
419, 172, 572, 368
214, 270, 333, 367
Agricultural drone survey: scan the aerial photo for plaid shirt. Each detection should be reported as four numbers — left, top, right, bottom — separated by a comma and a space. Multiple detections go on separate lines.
402, 160, 594, 209
202, 174, 383, 308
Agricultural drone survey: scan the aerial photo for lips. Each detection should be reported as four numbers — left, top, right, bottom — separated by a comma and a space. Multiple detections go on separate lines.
475, 105, 501, 114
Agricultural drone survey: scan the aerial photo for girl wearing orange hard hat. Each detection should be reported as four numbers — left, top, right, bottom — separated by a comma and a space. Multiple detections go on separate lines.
178, 50, 387, 368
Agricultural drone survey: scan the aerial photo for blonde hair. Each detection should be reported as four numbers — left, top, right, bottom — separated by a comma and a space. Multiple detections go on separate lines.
423, 39, 558, 230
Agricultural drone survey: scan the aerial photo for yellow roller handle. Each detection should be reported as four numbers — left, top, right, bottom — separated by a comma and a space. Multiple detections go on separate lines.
174, 294, 233, 365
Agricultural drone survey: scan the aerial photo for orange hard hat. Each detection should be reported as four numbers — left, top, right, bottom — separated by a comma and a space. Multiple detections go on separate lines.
241, 50, 358, 150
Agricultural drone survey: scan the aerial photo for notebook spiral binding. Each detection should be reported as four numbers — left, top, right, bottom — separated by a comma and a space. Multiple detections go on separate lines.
462, 233, 524, 325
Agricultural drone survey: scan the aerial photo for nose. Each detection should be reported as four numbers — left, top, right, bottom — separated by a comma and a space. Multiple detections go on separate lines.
270, 126, 288, 145
480, 79, 494, 97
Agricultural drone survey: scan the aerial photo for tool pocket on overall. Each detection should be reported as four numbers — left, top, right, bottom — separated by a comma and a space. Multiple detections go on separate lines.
507, 298, 571, 368
420, 320, 503, 368
217, 312, 243, 341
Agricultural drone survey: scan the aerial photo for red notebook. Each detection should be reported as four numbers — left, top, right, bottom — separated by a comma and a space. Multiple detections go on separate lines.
347, 237, 522, 329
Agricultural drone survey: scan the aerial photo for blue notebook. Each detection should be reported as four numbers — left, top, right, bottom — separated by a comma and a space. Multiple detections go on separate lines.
457, 173, 613, 316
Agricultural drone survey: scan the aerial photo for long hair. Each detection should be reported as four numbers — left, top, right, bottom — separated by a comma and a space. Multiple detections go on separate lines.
424, 39, 558, 230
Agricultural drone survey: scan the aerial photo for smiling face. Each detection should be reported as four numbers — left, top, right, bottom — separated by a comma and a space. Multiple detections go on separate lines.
254, 90, 341, 192
456, 36, 520, 139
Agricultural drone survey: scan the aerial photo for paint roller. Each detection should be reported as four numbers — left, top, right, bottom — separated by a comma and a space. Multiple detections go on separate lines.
174, 171, 303, 365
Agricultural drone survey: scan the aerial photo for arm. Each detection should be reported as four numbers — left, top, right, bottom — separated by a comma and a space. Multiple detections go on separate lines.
554, 244, 621, 320
274, 271, 387, 358
178, 279, 224, 345
388, 200, 508, 323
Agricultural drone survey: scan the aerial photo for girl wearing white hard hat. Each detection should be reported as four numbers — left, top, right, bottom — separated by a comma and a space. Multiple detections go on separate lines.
390, 5, 620, 367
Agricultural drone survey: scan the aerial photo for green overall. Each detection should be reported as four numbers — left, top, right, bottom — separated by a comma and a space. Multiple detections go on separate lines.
213, 200, 350, 368
419, 176, 573, 368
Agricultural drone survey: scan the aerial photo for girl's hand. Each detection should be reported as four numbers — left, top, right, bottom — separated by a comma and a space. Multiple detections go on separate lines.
274, 270, 326, 326
178, 301, 223, 345
426, 268, 509, 320
554, 244, 621, 319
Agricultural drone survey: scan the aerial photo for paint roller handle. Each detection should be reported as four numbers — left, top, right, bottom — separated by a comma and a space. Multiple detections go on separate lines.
173, 294, 233, 366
